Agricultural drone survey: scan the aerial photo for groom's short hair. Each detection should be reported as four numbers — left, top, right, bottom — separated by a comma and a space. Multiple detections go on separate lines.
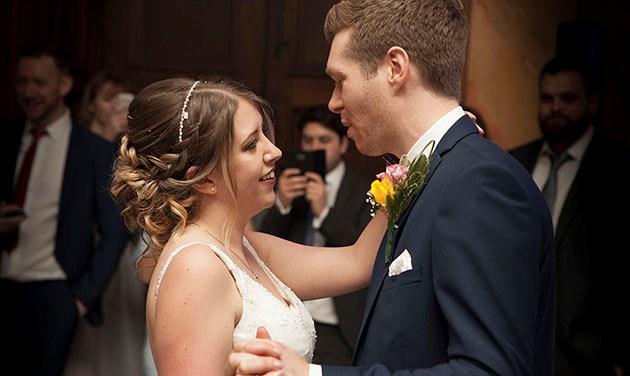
324, 0, 468, 100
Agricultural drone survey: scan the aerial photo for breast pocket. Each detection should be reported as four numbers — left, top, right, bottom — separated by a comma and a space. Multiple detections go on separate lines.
381, 267, 423, 292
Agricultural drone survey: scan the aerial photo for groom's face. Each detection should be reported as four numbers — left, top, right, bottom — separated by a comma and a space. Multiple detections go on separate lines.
325, 28, 390, 157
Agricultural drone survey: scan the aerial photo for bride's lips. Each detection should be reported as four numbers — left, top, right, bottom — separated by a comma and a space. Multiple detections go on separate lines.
259, 169, 276, 183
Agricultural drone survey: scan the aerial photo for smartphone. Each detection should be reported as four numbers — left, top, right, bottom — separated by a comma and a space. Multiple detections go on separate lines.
283, 149, 326, 181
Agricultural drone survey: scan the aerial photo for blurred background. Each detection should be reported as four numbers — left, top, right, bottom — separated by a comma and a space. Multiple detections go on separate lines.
2, 0, 628, 178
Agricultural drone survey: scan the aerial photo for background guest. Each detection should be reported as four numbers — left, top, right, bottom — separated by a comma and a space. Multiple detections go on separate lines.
510, 56, 630, 376
0, 42, 129, 375
79, 70, 134, 143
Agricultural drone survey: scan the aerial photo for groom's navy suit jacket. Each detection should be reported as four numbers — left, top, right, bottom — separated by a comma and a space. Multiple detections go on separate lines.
323, 116, 556, 375
0, 118, 129, 326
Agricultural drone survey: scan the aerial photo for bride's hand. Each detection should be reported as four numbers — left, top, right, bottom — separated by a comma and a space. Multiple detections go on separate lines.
464, 110, 485, 136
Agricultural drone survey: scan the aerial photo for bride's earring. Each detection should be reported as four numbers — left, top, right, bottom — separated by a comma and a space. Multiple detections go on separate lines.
210, 186, 216, 193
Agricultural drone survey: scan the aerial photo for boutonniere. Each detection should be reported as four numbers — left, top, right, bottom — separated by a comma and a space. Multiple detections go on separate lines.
367, 141, 434, 264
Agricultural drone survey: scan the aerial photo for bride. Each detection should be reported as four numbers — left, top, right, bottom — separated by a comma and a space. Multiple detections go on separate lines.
111, 76, 387, 374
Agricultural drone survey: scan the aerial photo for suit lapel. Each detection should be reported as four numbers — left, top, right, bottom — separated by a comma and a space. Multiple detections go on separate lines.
391, 116, 477, 255
59, 125, 83, 219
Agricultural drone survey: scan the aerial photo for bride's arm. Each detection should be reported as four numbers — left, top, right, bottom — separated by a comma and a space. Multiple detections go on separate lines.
247, 211, 387, 300
148, 244, 241, 374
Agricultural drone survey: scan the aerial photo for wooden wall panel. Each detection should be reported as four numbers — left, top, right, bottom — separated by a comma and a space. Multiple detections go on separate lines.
100, 0, 268, 94
289, 0, 337, 76
126, 1, 233, 72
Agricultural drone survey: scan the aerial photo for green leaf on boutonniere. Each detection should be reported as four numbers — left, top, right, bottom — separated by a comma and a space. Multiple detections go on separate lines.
367, 140, 434, 263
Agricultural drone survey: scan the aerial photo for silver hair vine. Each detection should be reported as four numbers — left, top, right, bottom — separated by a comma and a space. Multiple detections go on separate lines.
178, 80, 201, 143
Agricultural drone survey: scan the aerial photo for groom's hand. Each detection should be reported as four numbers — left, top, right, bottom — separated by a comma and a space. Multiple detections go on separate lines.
229, 326, 310, 376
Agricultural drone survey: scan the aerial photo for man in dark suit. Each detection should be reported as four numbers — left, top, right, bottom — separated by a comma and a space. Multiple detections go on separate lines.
230, 1, 555, 375
509, 57, 629, 376
0, 42, 129, 375
259, 103, 372, 365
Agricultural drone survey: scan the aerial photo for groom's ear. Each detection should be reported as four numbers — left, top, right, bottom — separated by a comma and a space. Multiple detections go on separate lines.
385, 46, 410, 91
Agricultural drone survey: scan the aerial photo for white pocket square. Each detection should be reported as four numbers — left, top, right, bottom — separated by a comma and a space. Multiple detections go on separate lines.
388, 249, 412, 277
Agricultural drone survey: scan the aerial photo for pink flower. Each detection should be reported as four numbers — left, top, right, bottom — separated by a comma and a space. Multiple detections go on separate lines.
376, 163, 409, 184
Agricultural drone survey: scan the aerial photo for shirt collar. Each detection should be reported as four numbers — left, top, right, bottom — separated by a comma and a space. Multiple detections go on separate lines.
540, 124, 593, 163
25, 107, 72, 140
406, 106, 464, 162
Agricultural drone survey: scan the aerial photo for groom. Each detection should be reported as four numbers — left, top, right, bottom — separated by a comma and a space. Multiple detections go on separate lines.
231, 0, 555, 375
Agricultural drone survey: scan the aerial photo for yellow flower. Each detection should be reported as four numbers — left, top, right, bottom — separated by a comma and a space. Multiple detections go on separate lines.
370, 178, 394, 206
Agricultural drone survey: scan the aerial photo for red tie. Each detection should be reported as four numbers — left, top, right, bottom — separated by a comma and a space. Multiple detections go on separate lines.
6, 128, 48, 252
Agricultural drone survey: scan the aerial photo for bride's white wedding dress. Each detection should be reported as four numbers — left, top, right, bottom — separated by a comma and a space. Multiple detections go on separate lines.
154, 237, 316, 361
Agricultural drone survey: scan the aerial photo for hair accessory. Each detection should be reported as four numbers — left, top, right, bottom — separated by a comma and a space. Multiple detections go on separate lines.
127, 114, 133, 120
178, 80, 201, 143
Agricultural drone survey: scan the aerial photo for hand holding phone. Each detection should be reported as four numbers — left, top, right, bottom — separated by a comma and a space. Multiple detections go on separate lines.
283, 150, 326, 180
275, 168, 309, 208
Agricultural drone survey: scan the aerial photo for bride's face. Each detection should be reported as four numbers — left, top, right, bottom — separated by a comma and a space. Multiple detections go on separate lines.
228, 99, 282, 217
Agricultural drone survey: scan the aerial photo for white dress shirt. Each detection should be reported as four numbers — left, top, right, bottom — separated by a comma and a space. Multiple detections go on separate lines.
1, 109, 71, 281
407, 106, 464, 161
531, 125, 592, 228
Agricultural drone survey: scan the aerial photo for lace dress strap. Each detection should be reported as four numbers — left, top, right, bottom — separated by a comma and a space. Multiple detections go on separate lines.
243, 237, 299, 306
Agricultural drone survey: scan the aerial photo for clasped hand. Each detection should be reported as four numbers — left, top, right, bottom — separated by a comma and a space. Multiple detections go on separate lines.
229, 327, 308, 376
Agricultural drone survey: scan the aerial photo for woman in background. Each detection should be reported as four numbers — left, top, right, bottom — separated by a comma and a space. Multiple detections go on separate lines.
79, 70, 134, 143
64, 71, 148, 376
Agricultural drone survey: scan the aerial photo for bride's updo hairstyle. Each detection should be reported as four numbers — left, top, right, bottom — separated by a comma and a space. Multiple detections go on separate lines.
111, 76, 274, 270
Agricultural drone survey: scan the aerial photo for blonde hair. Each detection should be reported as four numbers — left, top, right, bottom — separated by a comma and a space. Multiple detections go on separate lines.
324, 0, 468, 99
111, 76, 274, 275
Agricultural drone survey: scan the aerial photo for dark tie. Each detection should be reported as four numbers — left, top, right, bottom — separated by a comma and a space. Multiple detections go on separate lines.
542, 152, 572, 213
304, 207, 314, 246
6, 128, 48, 252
